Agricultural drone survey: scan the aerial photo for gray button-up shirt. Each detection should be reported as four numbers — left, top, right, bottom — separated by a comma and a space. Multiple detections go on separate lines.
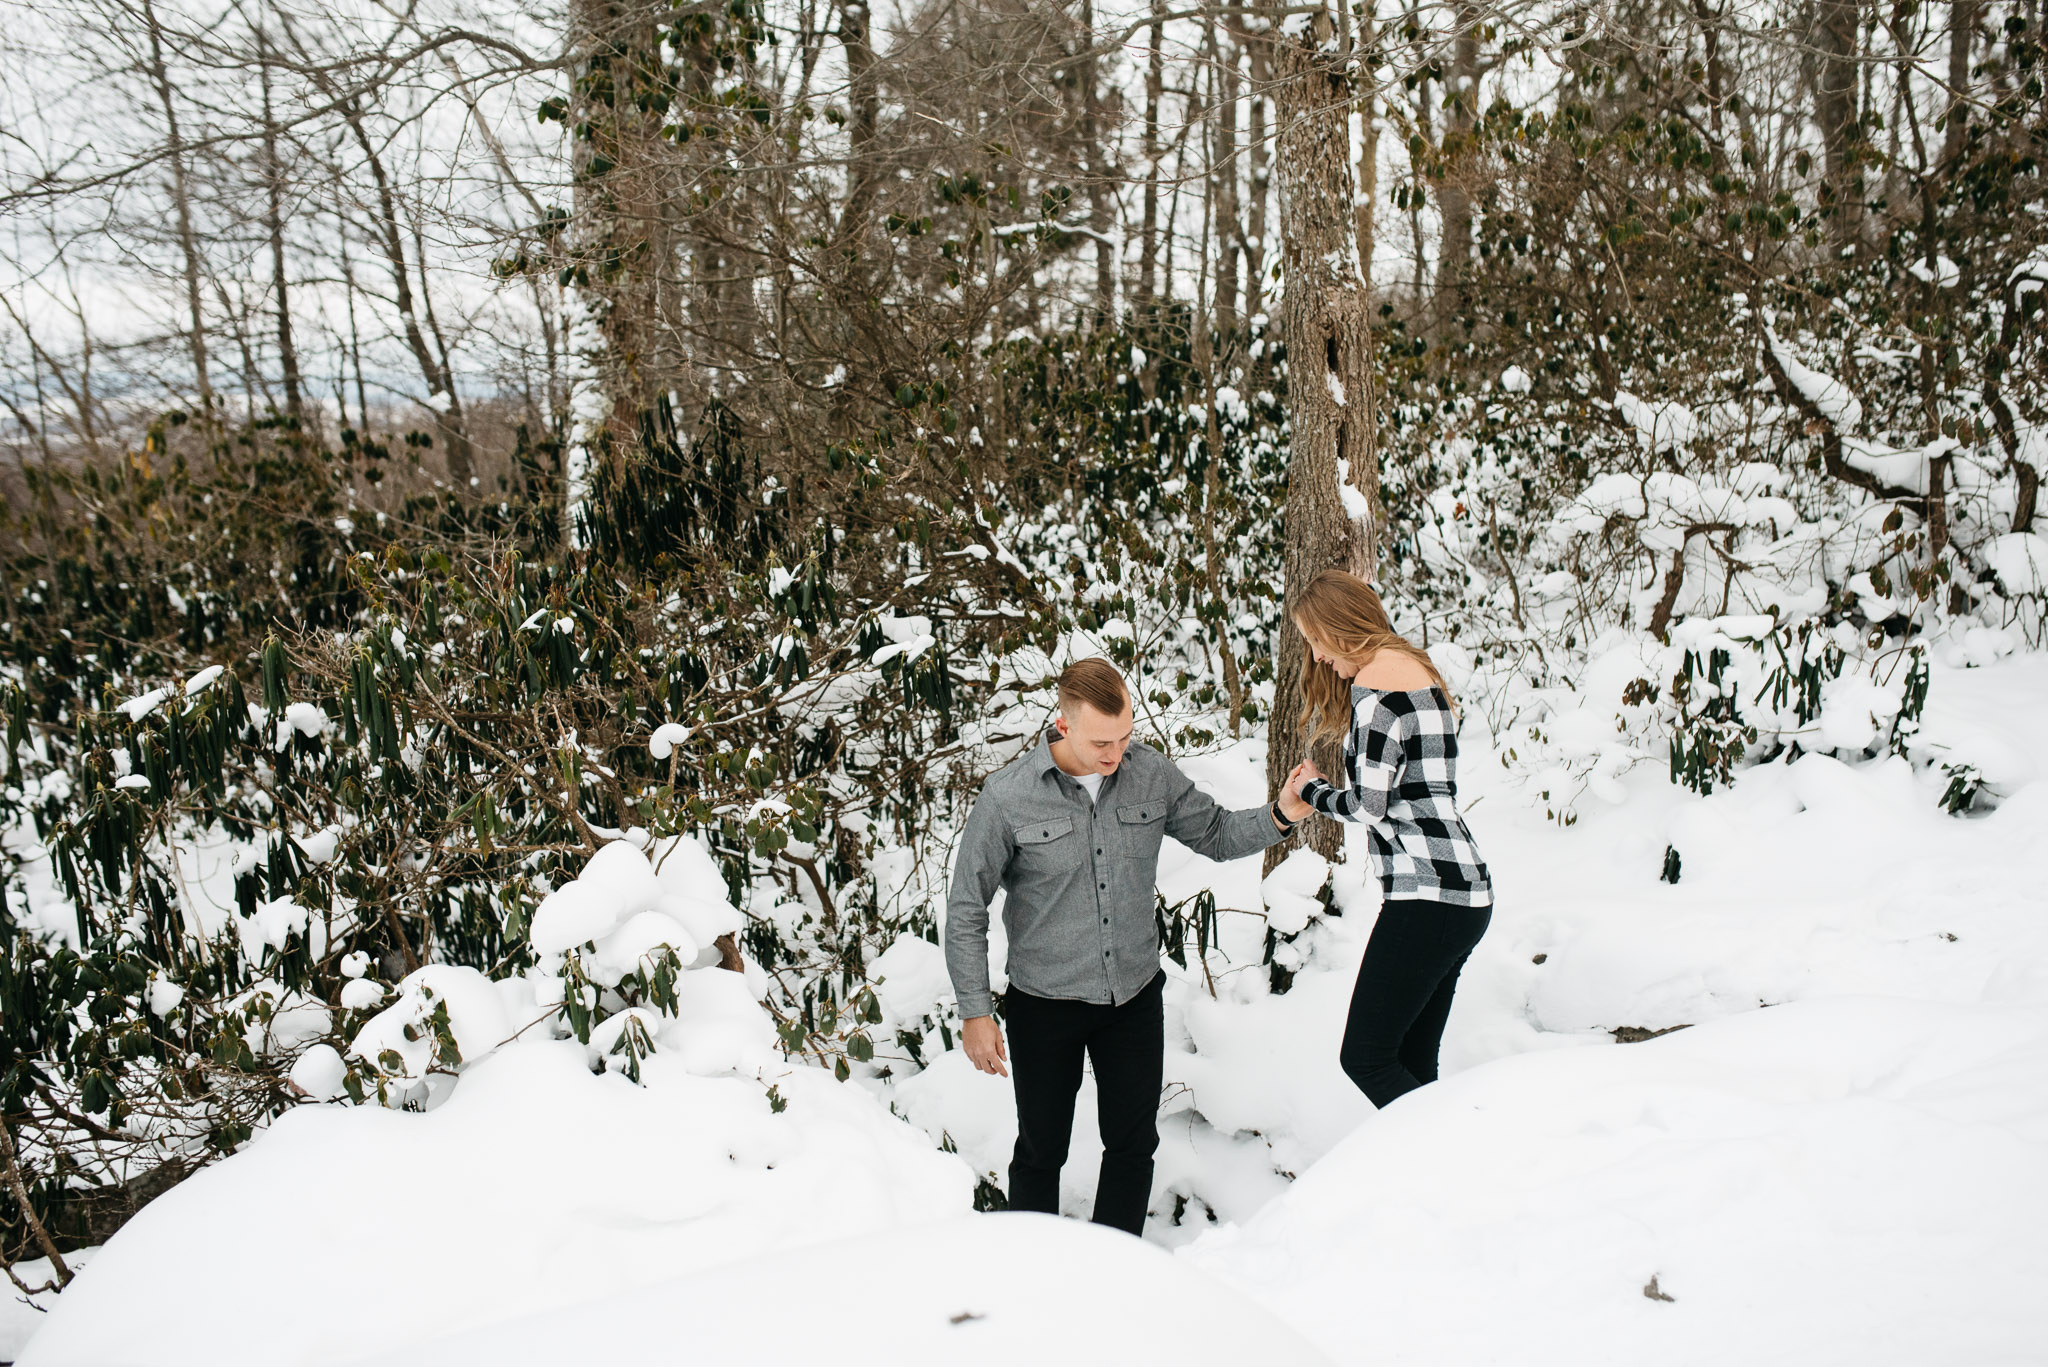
944, 729, 1287, 1017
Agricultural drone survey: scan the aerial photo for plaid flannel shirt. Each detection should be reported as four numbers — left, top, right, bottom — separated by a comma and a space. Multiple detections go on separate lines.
1300, 685, 1493, 908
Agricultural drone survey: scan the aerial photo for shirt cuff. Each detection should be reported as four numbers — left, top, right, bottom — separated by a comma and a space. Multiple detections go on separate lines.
955, 991, 994, 1020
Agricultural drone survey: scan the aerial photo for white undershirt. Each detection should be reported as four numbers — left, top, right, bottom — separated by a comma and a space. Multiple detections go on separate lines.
1074, 771, 1105, 804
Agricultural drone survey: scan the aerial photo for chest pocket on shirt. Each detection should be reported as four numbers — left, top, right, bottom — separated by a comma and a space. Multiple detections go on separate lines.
1013, 815, 1082, 872
1117, 802, 1167, 862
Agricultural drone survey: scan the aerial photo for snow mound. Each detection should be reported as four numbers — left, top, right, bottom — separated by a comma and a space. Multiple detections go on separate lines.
1185, 996, 2048, 1367
20, 1039, 975, 1367
348, 1213, 1331, 1366
529, 836, 742, 977
348, 963, 510, 1083
1986, 532, 2048, 595
1261, 845, 1330, 935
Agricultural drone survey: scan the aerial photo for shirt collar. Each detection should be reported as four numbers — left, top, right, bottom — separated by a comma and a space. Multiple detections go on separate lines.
1037, 726, 1122, 796
1031, 726, 1065, 777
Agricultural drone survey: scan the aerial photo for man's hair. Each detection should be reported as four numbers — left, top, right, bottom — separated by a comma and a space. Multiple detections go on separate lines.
1057, 657, 1130, 718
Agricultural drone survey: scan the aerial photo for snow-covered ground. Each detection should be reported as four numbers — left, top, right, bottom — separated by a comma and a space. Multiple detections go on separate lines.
13, 654, 2048, 1365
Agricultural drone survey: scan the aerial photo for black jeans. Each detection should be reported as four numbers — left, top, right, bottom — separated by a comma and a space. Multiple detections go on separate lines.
1340, 899, 1492, 1109
1004, 971, 1164, 1236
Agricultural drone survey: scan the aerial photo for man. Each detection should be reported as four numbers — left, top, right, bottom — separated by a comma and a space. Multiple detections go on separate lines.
944, 657, 1314, 1235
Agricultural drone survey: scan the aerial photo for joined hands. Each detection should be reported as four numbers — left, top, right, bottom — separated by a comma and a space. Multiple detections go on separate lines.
1277, 759, 1322, 824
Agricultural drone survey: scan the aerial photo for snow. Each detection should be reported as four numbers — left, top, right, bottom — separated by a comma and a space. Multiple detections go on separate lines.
1766, 328, 1864, 429
147, 977, 183, 1016
337, 978, 384, 1009
1907, 254, 1961, 288
116, 687, 168, 722
17, 658, 2048, 1367
348, 963, 512, 1082
873, 613, 937, 666
648, 720, 691, 759
288, 1043, 347, 1100
0, 1254, 92, 1364
1815, 672, 1901, 752
1334, 457, 1373, 522
870, 932, 954, 1023
1986, 531, 2048, 594
249, 896, 310, 949
19, 1040, 975, 1367
1185, 996, 2048, 1367
292, 824, 341, 863
527, 838, 676, 960
181, 664, 225, 696
284, 701, 326, 733
113, 774, 150, 791
1260, 845, 1330, 936
647, 833, 746, 951
1613, 390, 1699, 451
1500, 364, 1533, 393
355, 1214, 1330, 1367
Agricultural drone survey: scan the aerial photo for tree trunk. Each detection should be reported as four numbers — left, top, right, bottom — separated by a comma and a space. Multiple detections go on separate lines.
1813, 0, 1863, 247
1433, 3, 1478, 327
1353, 6, 1377, 282
1942, 0, 1976, 168
1078, 0, 1118, 323
1213, 17, 1242, 335
141, 0, 212, 415
1266, 2, 1379, 870
569, 0, 680, 443
1243, 17, 1271, 325
259, 31, 304, 424
1137, 0, 1165, 314
326, 83, 474, 482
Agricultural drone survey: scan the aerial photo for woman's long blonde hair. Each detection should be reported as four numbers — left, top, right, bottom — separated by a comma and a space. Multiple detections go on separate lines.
1295, 569, 1453, 745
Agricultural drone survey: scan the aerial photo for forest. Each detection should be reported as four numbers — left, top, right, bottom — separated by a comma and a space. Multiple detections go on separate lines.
2, 0, 2045, 1359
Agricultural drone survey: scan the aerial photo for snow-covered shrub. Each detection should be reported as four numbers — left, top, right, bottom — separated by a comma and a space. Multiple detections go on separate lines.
1375, 241, 2045, 825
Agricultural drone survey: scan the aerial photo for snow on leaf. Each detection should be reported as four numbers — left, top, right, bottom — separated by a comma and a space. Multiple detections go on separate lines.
649, 723, 692, 760
119, 688, 169, 722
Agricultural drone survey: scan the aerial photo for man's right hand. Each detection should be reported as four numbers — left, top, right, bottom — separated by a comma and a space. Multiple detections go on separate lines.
963, 1015, 1008, 1077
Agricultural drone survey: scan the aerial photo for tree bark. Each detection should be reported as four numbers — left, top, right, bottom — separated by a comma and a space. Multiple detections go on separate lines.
1266, 2, 1379, 870
569, 0, 681, 443
140, 0, 213, 416
1213, 16, 1242, 335
1813, 0, 1863, 247
1243, 16, 1271, 325
1353, 5, 1377, 283
1433, 3, 1478, 327
1942, 0, 1976, 169
259, 29, 305, 424
1078, 0, 1118, 323
1137, 0, 1166, 314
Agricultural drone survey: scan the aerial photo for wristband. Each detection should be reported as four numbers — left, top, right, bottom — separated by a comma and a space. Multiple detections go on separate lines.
1271, 798, 1300, 831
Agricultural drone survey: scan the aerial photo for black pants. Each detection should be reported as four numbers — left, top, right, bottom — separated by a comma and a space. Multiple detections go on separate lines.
1004, 971, 1164, 1236
1340, 899, 1492, 1109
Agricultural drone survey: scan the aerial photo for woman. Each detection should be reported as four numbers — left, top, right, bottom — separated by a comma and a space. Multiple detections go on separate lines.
1283, 568, 1493, 1108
